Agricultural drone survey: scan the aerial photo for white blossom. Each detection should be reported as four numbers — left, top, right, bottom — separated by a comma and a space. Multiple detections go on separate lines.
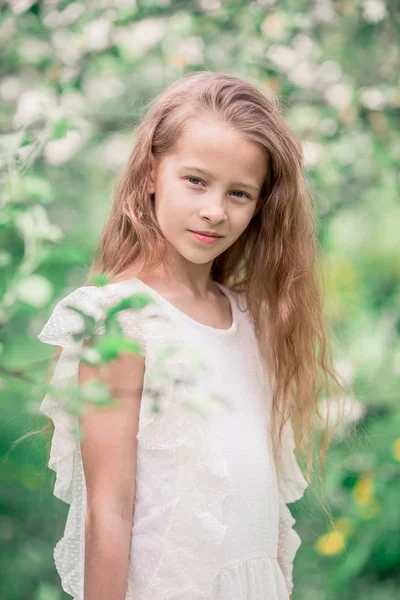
334, 359, 355, 386
324, 82, 353, 109
44, 130, 86, 165
43, 10, 62, 29
363, 0, 387, 23
261, 14, 285, 39
316, 396, 366, 437
199, 0, 221, 11
19, 38, 50, 63
51, 29, 84, 65
101, 135, 133, 167
9, 0, 37, 14
302, 140, 325, 168
293, 34, 320, 59
113, 19, 166, 57
12, 90, 57, 128
14, 275, 53, 308
288, 61, 317, 88
81, 347, 102, 366
360, 87, 386, 110
83, 19, 113, 52
83, 75, 125, 104
312, 0, 338, 24
177, 36, 205, 65
0, 76, 24, 102
267, 45, 296, 72
15, 205, 63, 243
59, 3, 85, 26
107, 0, 136, 6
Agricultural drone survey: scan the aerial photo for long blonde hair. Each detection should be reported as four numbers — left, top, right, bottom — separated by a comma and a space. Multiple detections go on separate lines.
86, 71, 350, 495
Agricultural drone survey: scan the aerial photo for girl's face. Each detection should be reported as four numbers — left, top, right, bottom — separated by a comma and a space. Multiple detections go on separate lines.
148, 117, 267, 270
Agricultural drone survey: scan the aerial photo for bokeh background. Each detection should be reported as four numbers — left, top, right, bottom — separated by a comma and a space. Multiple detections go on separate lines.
1, 1, 399, 599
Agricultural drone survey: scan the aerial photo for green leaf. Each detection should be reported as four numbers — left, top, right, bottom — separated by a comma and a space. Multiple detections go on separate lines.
20, 133, 35, 147
95, 335, 143, 362
88, 273, 113, 287
52, 118, 69, 139
104, 293, 155, 325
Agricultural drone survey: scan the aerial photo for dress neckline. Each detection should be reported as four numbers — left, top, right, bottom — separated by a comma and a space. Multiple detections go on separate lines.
112, 277, 239, 337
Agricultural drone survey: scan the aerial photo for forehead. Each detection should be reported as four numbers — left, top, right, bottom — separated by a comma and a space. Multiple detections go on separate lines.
168, 118, 267, 184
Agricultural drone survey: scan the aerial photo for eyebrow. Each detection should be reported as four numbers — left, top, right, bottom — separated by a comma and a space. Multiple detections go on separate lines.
180, 165, 261, 192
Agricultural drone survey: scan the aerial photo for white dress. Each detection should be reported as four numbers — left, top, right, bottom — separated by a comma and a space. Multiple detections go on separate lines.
37, 278, 308, 600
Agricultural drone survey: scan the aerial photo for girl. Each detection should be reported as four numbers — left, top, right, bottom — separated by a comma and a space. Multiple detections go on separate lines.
38, 72, 346, 600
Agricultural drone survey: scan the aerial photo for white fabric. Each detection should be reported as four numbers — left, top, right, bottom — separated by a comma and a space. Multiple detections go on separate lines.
38, 278, 308, 600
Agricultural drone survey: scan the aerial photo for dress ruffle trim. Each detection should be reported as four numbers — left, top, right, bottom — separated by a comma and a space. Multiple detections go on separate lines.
38, 287, 106, 503
275, 417, 308, 505
40, 350, 81, 505
208, 555, 290, 600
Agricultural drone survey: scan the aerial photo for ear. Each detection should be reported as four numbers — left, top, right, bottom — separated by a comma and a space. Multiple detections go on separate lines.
147, 154, 157, 195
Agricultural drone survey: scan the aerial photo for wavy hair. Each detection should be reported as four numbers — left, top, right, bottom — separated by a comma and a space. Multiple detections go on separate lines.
84, 71, 350, 500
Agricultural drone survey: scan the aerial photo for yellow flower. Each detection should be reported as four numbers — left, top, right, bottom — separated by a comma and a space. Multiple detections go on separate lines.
393, 438, 400, 461
315, 531, 346, 556
352, 476, 373, 505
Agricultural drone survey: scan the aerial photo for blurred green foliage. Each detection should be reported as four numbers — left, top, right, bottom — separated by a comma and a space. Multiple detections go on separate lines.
0, 0, 399, 598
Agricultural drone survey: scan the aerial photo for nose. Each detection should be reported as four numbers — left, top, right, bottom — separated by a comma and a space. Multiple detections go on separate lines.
198, 194, 227, 223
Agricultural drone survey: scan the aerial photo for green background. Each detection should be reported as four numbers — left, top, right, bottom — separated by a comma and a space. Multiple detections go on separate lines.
1, 1, 399, 599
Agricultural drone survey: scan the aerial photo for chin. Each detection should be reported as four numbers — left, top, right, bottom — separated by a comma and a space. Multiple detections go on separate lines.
185, 254, 217, 265
167, 237, 223, 264
176, 248, 218, 265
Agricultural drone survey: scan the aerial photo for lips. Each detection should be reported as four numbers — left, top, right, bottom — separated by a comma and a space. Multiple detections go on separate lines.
189, 230, 223, 245
189, 230, 223, 238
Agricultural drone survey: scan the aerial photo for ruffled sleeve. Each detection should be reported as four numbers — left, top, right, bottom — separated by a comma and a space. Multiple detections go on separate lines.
37, 284, 146, 600
38, 285, 107, 504
275, 417, 308, 596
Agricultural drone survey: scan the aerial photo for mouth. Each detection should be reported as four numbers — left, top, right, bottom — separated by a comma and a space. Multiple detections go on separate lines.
188, 230, 224, 244
188, 230, 224, 238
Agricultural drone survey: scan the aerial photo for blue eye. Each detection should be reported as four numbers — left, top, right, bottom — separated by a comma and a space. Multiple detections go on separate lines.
231, 190, 250, 199
185, 177, 250, 199
187, 176, 204, 186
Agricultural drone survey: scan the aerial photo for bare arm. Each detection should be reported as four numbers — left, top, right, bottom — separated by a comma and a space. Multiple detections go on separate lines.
72, 345, 145, 600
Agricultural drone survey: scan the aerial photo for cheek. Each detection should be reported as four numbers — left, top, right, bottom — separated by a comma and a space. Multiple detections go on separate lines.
230, 205, 257, 233
155, 184, 188, 232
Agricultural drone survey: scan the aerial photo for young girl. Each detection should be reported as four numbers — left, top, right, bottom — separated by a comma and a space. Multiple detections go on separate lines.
38, 72, 345, 600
